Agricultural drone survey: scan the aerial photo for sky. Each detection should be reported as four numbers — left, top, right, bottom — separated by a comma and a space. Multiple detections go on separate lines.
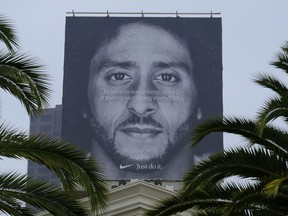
1, 0, 288, 174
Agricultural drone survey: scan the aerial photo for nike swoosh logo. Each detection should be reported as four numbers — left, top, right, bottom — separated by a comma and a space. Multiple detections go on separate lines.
119, 164, 134, 169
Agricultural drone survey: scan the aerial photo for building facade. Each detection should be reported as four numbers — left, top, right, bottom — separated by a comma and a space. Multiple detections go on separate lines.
37, 180, 192, 216
27, 104, 62, 186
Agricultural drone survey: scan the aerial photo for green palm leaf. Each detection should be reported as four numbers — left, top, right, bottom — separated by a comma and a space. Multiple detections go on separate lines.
271, 41, 288, 72
0, 51, 51, 115
191, 117, 288, 156
259, 125, 288, 156
263, 177, 288, 198
224, 182, 287, 216
253, 73, 288, 96
183, 147, 287, 192
0, 172, 90, 216
0, 124, 108, 214
256, 96, 288, 135
0, 15, 18, 52
145, 186, 231, 216
145, 182, 258, 216
146, 174, 287, 216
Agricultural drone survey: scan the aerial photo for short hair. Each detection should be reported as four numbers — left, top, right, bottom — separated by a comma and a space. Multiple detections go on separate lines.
89, 21, 193, 79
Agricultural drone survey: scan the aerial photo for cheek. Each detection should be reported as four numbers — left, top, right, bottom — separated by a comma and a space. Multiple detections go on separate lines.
160, 100, 193, 125
158, 89, 195, 135
90, 88, 127, 128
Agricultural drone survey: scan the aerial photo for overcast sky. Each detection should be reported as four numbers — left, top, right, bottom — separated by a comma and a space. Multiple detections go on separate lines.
1, 0, 288, 174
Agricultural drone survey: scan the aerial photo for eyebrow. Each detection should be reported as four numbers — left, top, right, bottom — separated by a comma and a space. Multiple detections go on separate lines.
95, 60, 137, 72
93, 59, 192, 74
152, 61, 192, 73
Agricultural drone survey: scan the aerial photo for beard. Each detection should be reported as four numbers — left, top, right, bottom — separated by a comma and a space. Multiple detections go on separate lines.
91, 113, 194, 173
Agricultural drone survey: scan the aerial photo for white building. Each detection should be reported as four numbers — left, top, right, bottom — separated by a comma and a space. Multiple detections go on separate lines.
37, 180, 192, 216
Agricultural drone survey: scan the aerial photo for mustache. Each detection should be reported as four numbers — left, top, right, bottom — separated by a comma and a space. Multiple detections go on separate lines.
115, 114, 164, 130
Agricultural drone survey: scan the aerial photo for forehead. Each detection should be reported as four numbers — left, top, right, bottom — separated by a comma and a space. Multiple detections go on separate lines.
91, 23, 192, 70
114, 23, 184, 47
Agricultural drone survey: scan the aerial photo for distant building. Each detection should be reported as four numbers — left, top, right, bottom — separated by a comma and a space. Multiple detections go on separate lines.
27, 104, 62, 187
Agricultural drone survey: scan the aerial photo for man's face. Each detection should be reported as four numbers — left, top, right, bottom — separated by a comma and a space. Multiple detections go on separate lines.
88, 23, 197, 168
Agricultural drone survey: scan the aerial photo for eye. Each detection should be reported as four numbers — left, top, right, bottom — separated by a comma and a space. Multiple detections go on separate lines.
155, 74, 177, 82
110, 73, 131, 81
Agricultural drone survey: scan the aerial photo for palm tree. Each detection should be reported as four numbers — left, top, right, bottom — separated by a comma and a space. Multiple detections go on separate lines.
146, 42, 288, 216
0, 15, 108, 215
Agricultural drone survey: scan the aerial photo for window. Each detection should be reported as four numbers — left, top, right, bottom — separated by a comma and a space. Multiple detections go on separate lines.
41, 114, 52, 122
40, 125, 52, 133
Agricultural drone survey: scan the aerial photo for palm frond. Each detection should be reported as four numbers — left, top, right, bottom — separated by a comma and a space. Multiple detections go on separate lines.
145, 187, 230, 216
191, 116, 257, 146
256, 95, 288, 135
0, 15, 18, 52
0, 124, 108, 214
225, 183, 269, 215
183, 147, 287, 192
0, 196, 33, 216
256, 124, 288, 156
253, 73, 288, 96
229, 190, 288, 216
146, 179, 287, 216
263, 177, 288, 198
0, 51, 51, 115
145, 181, 254, 216
191, 116, 288, 157
271, 41, 288, 73
0, 172, 89, 216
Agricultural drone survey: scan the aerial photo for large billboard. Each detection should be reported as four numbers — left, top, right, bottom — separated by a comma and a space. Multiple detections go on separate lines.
62, 16, 223, 180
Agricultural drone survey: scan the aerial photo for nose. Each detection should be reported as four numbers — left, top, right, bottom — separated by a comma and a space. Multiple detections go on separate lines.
126, 89, 158, 117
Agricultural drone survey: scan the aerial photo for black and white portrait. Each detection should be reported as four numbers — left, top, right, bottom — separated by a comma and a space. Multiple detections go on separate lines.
62, 17, 223, 180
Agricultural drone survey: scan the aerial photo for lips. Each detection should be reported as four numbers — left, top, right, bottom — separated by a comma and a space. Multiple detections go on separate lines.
119, 124, 163, 138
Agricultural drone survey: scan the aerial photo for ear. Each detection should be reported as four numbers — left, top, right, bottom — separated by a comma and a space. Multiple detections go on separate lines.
82, 109, 97, 127
197, 107, 202, 120
82, 110, 88, 119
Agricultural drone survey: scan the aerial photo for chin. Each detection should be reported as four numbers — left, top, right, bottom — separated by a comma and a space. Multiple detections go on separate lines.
91, 116, 193, 173
108, 139, 174, 171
